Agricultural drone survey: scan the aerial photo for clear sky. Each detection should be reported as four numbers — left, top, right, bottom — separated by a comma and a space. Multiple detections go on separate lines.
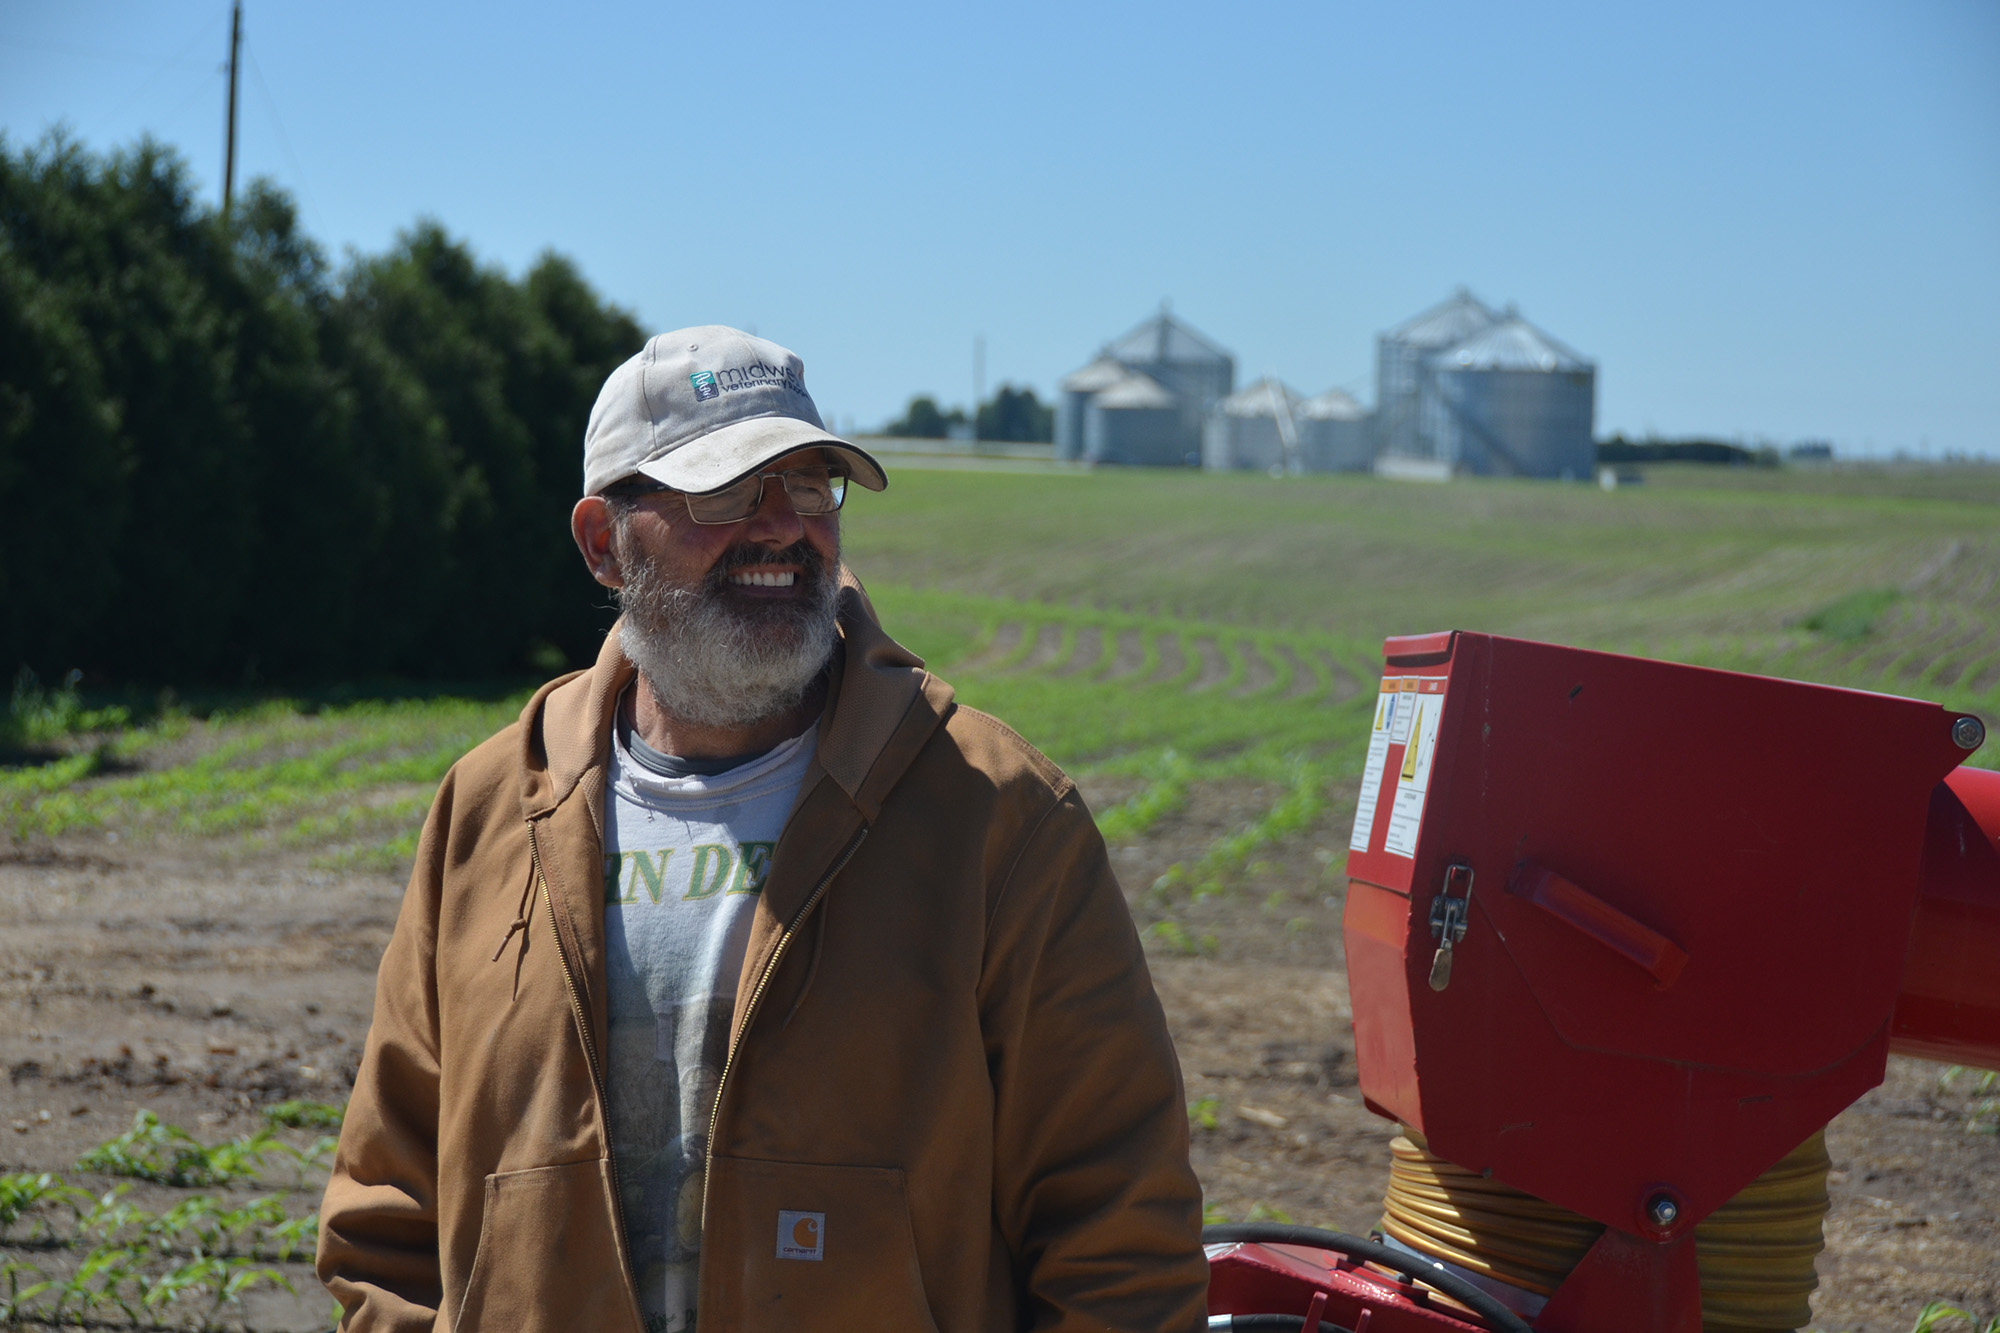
5, 1, 1997, 457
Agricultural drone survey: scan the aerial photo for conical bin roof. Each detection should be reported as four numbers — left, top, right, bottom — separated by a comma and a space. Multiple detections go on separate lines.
1061, 356, 1133, 393
1091, 370, 1178, 410
1434, 315, 1591, 373
1300, 387, 1366, 420
1383, 287, 1501, 349
1104, 310, 1234, 366
1217, 376, 1304, 418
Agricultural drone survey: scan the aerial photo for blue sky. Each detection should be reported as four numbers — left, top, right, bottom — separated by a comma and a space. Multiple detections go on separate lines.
5, 1, 1997, 456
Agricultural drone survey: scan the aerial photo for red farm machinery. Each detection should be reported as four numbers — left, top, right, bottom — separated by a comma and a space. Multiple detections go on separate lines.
1203, 631, 2000, 1333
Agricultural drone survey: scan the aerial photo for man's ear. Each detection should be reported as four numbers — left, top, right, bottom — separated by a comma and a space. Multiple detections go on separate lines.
571, 496, 623, 589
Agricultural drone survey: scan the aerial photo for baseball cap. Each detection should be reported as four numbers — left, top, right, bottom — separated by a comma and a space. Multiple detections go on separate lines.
582, 326, 887, 497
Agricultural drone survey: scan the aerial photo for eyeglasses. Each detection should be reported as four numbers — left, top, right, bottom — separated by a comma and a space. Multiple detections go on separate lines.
605, 464, 849, 525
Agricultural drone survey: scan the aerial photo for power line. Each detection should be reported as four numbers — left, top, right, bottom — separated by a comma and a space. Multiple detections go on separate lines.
243, 37, 326, 237
84, 10, 230, 145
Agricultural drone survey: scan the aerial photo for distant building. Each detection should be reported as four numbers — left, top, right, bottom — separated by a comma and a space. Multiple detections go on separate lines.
1375, 288, 1500, 462
1055, 308, 1235, 466
1054, 290, 1596, 479
1056, 358, 1128, 462
1298, 388, 1372, 472
1378, 290, 1596, 480
1083, 369, 1185, 466
1203, 377, 1304, 473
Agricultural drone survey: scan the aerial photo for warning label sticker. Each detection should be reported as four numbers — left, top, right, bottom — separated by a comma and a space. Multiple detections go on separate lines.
1348, 679, 1404, 852
1382, 678, 1447, 859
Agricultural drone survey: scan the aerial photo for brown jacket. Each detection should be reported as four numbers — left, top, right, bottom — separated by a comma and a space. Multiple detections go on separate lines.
317, 589, 1208, 1331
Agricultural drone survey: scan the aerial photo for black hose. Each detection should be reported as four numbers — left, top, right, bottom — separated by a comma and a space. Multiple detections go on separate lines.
1203, 1223, 1536, 1333
1212, 1316, 1351, 1333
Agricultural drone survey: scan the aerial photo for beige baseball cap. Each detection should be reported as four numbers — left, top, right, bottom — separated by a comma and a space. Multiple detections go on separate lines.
582, 325, 887, 497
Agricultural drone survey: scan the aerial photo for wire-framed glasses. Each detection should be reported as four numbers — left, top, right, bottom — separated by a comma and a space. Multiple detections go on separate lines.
605, 464, 848, 525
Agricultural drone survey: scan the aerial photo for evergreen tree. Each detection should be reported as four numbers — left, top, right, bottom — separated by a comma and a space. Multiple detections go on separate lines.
0, 132, 640, 686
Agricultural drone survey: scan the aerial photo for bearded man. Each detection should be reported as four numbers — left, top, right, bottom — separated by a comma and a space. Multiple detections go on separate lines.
316, 327, 1208, 1332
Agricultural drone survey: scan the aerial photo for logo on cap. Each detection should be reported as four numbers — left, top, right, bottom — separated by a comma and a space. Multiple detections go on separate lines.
690, 371, 719, 402
776, 1210, 824, 1261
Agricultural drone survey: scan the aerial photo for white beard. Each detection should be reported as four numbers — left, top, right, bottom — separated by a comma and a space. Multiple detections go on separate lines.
613, 540, 840, 731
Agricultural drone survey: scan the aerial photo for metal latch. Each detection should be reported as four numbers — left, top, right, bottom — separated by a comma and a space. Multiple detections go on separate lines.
1428, 862, 1474, 992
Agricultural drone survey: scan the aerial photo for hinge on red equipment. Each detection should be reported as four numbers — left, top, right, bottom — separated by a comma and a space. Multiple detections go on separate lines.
1427, 862, 1474, 992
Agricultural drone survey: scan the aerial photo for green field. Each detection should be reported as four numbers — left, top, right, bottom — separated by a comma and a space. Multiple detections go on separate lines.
8, 463, 1998, 905
2, 463, 1996, 1328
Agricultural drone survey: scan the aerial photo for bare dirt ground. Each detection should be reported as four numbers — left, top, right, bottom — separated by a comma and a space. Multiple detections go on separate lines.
3, 781, 1995, 1331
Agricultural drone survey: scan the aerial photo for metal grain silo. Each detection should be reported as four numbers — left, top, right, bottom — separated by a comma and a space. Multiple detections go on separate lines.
1203, 377, 1304, 472
1057, 357, 1129, 461
1375, 288, 1500, 461
1102, 308, 1235, 460
1083, 370, 1185, 466
1298, 388, 1372, 472
1421, 314, 1595, 479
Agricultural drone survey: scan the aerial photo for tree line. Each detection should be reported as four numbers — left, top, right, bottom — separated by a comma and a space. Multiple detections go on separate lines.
880, 385, 1053, 443
1, 134, 643, 688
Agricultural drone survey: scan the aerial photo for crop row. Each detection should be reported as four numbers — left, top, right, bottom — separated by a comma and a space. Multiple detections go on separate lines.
6, 581, 1992, 897
0, 1106, 342, 1329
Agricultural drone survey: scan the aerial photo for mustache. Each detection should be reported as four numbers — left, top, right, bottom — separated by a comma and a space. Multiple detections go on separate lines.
706, 540, 833, 588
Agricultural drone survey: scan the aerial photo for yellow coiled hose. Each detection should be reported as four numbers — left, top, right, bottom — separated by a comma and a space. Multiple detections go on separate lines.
1378, 1128, 1830, 1331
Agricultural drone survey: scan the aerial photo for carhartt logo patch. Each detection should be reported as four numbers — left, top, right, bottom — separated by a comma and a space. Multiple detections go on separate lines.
776, 1210, 824, 1261
690, 370, 719, 401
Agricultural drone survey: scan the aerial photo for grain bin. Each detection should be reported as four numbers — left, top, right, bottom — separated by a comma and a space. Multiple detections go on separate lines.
1421, 314, 1595, 478
1101, 308, 1236, 460
1203, 377, 1304, 472
1376, 289, 1500, 461
1298, 388, 1373, 472
1056, 357, 1129, 461
1083, 370, 1185, 466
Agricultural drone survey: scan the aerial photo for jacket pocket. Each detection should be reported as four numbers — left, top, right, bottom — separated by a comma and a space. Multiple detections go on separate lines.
702, 1156, 941, 1332
454, 1159, 634, 1333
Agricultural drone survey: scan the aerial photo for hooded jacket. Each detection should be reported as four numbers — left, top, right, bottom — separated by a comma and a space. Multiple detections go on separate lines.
316, 588, 1209, 1332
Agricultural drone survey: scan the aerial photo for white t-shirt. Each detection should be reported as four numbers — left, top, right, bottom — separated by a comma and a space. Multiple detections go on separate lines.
601, 714, 817, 1333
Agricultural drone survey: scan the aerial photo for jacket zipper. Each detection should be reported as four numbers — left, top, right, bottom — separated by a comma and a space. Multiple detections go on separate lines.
702, 825, 868, 1224
531, 822, 641, 1328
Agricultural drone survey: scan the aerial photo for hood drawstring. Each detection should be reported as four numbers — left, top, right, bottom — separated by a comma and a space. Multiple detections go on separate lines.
491, 862, 540, 963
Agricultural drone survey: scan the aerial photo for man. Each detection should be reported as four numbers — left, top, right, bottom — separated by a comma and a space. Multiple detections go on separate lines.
317, 326, 1208, 1331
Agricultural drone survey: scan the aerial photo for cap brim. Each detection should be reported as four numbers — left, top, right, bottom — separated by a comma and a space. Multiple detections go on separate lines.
632, 415, 887, 494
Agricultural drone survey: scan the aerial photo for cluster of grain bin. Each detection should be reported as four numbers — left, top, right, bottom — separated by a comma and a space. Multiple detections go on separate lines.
1375, 289, 1596, 480
1056, 308, 1234, 466
1201, 377, 1385, 475
1056, 292, 1595, 479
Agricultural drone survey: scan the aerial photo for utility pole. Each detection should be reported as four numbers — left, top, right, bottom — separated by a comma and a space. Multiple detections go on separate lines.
972, 333, 985, 445
222, 0, 242, 216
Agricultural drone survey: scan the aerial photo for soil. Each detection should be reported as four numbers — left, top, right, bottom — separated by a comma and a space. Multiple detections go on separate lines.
2, 779, 1994, 1331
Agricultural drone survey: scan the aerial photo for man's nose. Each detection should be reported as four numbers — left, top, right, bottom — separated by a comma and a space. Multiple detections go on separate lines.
740, 475, 805, 545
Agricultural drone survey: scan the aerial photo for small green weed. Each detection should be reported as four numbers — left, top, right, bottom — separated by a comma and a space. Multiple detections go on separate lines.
0, 1173, 90, 1242
1936, 1066, 2000, 1135
1800, 587, 1902, 642
1146, 919, 1215, 956
1187, 1097, 1220, 1132
2, 668, 131, 751
75, 1110, 284, 1189
262, 1099, 346, 1131
1910, 1300, 2000, 1333
1095, 749, 1196, 843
